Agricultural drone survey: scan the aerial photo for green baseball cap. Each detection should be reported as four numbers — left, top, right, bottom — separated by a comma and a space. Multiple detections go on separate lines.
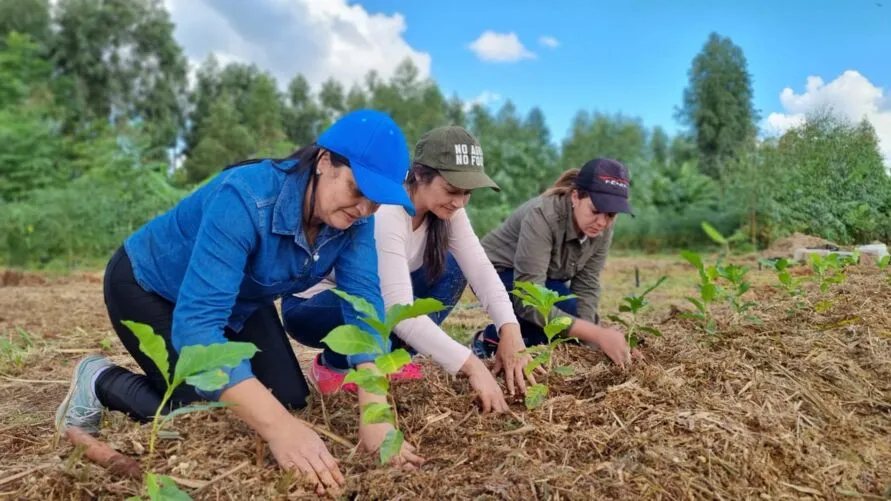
413, 126, 500, 191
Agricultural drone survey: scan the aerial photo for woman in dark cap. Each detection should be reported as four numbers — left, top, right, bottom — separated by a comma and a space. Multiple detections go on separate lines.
472, 158, 636, 368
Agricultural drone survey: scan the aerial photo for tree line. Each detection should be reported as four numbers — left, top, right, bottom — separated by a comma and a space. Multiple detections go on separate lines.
1, 0, 889, 268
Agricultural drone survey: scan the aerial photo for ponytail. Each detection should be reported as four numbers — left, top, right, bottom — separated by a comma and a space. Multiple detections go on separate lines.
542, 168, 588, 198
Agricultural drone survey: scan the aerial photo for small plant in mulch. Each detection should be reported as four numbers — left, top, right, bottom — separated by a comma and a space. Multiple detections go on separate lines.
510, 281, 576, 410
607, 275, 667, 349
320, 288, 446, 464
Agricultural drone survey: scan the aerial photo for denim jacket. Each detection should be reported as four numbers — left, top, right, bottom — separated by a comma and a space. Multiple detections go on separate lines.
124, 158, 387, 400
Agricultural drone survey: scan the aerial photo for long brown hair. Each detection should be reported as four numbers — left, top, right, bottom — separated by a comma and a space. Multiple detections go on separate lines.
542, 168, 590, 199
405, 162, 450, 283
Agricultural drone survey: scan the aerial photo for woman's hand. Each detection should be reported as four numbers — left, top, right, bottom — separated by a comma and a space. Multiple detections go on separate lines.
266, 417, 345, 495
220, 378, 344, 496
590, 325, 633, 368
460, 355, 509, 413
491, 323, 540, 396
358, 421, 425, 469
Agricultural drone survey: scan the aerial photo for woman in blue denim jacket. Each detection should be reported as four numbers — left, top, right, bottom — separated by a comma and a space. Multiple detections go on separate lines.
55, 110, 422, 495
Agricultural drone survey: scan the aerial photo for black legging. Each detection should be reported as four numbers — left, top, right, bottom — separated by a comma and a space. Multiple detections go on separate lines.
95, 246, 310, 422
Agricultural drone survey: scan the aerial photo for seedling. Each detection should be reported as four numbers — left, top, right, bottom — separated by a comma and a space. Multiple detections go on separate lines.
121, 321, 260, 501
320, 289, 445, 465
760, 257, 808, 313
510, 281, 576, 410
680, 250, 718, 335
715, 263, 758, 323
607, 275, 667, 349
808, 253, 846, 293
878, 255, 890, 270
701, 221, 746, 262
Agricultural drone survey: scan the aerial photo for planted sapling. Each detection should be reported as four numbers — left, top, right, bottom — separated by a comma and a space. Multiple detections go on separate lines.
510, 281, 576, 410
680, 250, 719, 335
320, 289, 445, 465
121, 320, 260, 501
607, 275, 667, 349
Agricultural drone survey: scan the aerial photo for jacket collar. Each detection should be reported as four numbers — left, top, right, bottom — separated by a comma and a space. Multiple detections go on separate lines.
271, 161, 309, 237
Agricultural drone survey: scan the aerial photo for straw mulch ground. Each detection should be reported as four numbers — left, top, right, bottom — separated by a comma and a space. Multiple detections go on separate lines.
0, 255, 889, 500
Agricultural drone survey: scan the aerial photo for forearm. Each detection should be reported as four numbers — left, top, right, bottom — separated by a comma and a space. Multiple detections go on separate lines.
356, 362, 389, 413
220, 377, 293, 441
567, 317, 601, 345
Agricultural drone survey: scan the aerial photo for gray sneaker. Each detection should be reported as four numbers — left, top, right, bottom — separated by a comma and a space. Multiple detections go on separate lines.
55, 354, 113, 435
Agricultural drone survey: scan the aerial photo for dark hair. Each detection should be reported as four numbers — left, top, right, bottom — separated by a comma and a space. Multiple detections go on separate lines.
405, 162, 450, 283
542, 168, 591, 198
222, 145, 351, 226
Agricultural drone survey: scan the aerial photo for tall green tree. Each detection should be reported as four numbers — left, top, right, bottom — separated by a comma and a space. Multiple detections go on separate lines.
676, 32, 758, 180
0, 0, 50, 48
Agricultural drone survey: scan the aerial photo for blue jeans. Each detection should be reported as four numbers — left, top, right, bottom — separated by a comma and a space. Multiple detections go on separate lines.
283, 253, 467, 370
476, 269, 583, 358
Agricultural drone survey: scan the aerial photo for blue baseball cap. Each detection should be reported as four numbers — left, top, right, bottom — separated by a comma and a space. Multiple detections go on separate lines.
316, 109, 415, 216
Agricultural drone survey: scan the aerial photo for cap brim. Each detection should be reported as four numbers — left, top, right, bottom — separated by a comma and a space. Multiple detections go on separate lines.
439, 170, 501, 192
351, 162, 416, 216
590, 193, 635, 217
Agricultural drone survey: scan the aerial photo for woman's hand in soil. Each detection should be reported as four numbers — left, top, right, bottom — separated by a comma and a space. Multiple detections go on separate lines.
491, 323, 542, 396
358, 421, 425, 469
591, 325, 632, 368
266, 415, 345, 496
220, 378, 344, 496
461, 355, 509, 413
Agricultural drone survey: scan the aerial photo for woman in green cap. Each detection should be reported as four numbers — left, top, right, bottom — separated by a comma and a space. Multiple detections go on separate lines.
284, 126, 537, 411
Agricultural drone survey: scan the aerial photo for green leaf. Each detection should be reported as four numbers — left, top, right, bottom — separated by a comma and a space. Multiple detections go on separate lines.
606, 314, 629, 328
330, 288, 382, 323
878, 255, 890, 270
379, 429, 404, 465
618, 304, 632, 313
543, 315, 572, 340
640, 275, 668, 299
554, 366, 574, 376
686, 297, 705, 313
627, 335, 639, 349
384, 298, 446, 331
160, 402, 231, 427
521, 344, 549, 356
122, 320, 170, 385
172, 341, 259, 388
778, 271, 792, 286
524, 351, 551, 377
185, 369, 229, 392
525, 383, 548, 409
680, 250, 704, 272
321, 325, 382, 356
638, 326, 662, 337
361, 402, 395, 425
701, 283, 717, 303
344, 368, 389, 395
701, 221, 727, 245
146, 472, 192, 501
374, 349, 412, 375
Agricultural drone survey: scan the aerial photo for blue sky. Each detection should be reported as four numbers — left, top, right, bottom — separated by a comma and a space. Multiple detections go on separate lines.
166, 0, 891, 162
359, 0, 890, 143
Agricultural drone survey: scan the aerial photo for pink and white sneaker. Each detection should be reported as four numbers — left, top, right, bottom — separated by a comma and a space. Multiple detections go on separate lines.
309, 354, 424, 395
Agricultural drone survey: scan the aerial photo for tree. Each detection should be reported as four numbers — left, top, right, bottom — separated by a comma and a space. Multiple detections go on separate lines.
0, 0, 50, 48
676, 32, 757, 180
649, 126, 669, 167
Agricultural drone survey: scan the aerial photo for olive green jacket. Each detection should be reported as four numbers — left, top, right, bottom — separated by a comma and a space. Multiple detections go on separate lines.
481, 193, 613, 328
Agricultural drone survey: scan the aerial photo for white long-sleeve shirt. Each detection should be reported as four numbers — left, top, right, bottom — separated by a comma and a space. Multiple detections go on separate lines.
296, 205, 519, 374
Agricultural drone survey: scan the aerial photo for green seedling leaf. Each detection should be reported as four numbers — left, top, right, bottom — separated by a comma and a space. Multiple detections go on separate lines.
184, 369, 229, 392
521, 344, 549, 356
173, 341, 259, 388
361, 402, 395, 425
543, 315, 572, 340
525, 383, 548, 409
146, 472, 192, 501
627, 336, 639, 349
606, 314, 629, 328
618, 304, 632, 313
384, 298, 446, 331
374, 349, 411, 375
680, 250, 704, 273
344, 368, 389, 395
330, 289, 388, 334
523, 351, 551, 377
321, 325, 382, 356
122, 320, 170, 384
379, 429, 404, 465
878, 255, 890, 270
640, 275, 668, 299
638, 326, 662, 337
701, 221, 727, 245
701, 283, 717, 303
686, 297, 705, 313
554, 366, 574, 376
160, 402, 231, 427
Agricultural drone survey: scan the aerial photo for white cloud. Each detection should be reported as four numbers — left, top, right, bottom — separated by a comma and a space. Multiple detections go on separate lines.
164, 0, 431, 89
468, 31, 535, 63
463, 90, 502, 111
538, 36, 560, 49
764, 70, 891, 165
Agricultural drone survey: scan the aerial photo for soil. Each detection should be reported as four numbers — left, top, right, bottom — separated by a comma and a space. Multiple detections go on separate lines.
765, 232, 841, 257
1, 256, 889, 500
